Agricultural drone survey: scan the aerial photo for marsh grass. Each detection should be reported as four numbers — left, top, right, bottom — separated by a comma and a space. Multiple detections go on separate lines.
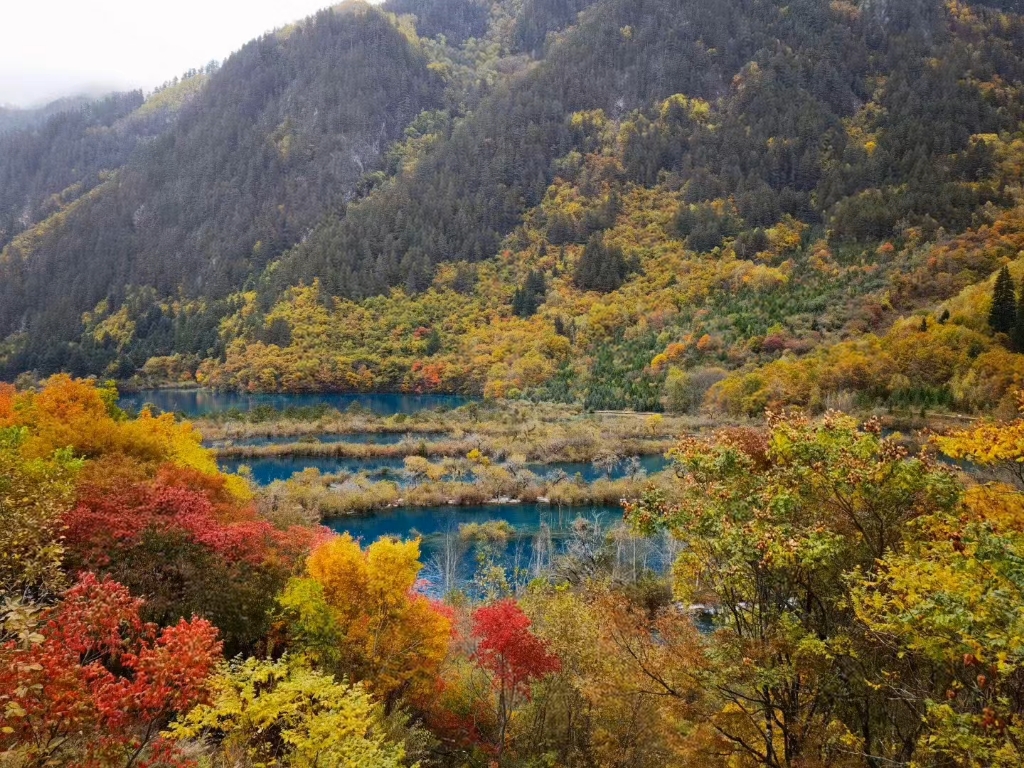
216, 400, 701, 517
254, 463, 678, 518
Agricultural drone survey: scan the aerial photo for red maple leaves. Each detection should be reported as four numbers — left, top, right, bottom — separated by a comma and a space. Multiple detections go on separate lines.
466, 600, 560, 756
471, 600, 560, 697
65, 462, 317, 568
0, 573, 221, 767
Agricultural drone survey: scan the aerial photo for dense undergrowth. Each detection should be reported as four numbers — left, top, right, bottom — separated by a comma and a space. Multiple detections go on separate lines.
7, 376, 1024, 767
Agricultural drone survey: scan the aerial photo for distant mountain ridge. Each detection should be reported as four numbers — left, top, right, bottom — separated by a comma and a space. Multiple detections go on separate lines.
3, 0, 1024, 416
0, 3, 443, 373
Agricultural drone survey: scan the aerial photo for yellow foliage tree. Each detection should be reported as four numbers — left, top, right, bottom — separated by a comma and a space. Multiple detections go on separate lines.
937, 392, 1024, 487
9, 375, 249, 499
281, 534, 451, 707
169, 656, 407, 768
0, 428, 81, 600
850, 484, 1024, 767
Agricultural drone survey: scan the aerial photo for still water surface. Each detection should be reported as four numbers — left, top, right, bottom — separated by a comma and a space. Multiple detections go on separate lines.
119, 389, 473, 417
329, 503, 622, 545
205, 432, 446, 448
325, 503, 672, 596
219, 456, 410, 484
220, 454, 671, 485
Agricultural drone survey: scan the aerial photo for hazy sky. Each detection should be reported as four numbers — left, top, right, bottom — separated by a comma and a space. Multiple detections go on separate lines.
0, 1, 364, 107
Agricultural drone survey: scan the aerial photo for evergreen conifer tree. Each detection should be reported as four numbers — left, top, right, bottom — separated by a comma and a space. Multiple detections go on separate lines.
989, 266, 1016, 335
425, 327, 442, 355
574, 235, 630, 293
512, 270, 547, 317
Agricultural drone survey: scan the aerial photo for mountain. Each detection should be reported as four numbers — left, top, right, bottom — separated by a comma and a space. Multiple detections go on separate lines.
0, 94, 119, 134
0, 2, 443, 375
0, 91, 173, 250
3, 0, 1024, 416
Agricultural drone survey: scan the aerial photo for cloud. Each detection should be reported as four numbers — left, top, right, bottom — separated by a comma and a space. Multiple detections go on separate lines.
0, 0, 357, 106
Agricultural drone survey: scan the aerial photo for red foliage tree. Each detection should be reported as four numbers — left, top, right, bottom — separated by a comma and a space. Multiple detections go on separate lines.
471, 599, 560, 755
65, 462, 298, 566
62, 461, 322, 653
0, 573, 221, 767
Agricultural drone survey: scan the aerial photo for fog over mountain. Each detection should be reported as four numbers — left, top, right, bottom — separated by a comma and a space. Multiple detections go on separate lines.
0, 75, 133, 110
0, 0, 346, 107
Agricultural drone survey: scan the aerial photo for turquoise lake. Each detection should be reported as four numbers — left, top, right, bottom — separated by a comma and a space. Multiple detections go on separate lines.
219, 455, 410, 484
119, 389, 473, 417
326, 504, 673, 596
205, 432, 446, 448
219, 453, 671, 485
329, 503, 623, 544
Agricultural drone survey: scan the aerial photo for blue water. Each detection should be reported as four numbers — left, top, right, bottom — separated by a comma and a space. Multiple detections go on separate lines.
219, 456, 410, 485
330, 503, 623, 544
206, 432, 446, 448
326, 504, 670, 595
222, 454, 672, 486
119, 389, 473, 417
526, 455, 669, 482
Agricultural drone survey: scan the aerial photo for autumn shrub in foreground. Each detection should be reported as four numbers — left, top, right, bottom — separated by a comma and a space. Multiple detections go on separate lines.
63, 462, 323, 655
3, 376, 325, 656
279, 534, 452, 708
0, 573, 221, 768
168, 656, 407, 768
0, 426, 81, 601
620, 409, 1024, 767
850, 484, 1024, 768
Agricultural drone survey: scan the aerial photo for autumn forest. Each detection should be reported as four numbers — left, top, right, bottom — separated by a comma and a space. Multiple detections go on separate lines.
6, 0, 1024, 765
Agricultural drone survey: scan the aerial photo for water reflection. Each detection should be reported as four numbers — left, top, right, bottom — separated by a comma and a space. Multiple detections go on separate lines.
119, 388, 473, 417
327, 504, 679, 598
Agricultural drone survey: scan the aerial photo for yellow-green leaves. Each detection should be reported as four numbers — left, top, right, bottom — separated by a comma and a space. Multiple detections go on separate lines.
0, 430, 81, 600
851, 484, 1024, 767
169, 656, 408, 768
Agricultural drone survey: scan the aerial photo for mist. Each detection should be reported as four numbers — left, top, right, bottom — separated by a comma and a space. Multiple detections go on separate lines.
0, 0, 347, 107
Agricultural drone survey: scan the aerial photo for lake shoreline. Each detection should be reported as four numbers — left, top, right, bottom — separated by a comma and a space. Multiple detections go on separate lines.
118, 388, 477, 418
319, 496, 630, 521
211, 437, 675, 461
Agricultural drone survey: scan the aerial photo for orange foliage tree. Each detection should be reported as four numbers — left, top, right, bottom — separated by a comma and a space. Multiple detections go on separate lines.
279, 533, 452, 708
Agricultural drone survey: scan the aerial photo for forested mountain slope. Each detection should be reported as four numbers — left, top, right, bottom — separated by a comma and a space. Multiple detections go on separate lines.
4, 0, 1024, 416
0, 88, 201, 252
0, 2, 443, 374
279, 0, 1016, 295
0, 94, 114, 134
212, 0, 1024, 412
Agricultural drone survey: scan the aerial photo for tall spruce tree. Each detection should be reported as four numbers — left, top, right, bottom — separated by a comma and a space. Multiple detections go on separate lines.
512, 270, 547, 317
573, 234, 631, 293
989, 266, 1017, 336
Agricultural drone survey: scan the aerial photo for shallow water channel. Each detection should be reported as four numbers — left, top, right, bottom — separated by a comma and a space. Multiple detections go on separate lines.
204, 432, 446, 448
326, 503, 675, 597
119, 389, 473, 417
218, 453, 671, 485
